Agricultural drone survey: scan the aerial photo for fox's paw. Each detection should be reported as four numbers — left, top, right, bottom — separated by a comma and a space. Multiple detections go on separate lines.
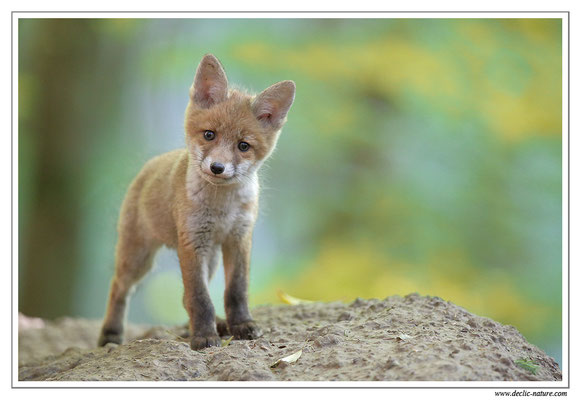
98, 328, 123, 347
215, 316, 229, 336
190, 335, 222, 350
180, 318, 229, 338
229, 321, 263, 340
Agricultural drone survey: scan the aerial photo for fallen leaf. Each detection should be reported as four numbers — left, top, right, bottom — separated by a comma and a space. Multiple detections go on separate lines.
221, 336, 234, 347
271, 349, 303, 368
277, 290, 314, 305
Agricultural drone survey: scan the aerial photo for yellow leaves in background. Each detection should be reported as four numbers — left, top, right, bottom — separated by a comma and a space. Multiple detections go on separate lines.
234, 19, 561, 142
261, 239, 558, 343
512, 19, 562, 45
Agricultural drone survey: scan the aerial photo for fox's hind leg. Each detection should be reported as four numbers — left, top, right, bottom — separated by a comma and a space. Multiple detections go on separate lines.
98, 235, 159, 346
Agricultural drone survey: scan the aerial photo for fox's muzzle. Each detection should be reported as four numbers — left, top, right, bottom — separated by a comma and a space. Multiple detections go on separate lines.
210, 162, 225, 175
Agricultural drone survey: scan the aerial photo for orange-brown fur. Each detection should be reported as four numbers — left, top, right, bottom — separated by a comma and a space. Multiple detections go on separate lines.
98, 54, 295, 349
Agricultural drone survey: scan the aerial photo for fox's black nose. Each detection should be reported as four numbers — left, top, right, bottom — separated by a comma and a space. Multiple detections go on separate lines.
210, 162, 225, 175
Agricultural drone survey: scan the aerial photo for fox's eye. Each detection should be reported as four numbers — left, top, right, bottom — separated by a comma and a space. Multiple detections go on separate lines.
238, 142, 250, 152
203, 130, 215, 141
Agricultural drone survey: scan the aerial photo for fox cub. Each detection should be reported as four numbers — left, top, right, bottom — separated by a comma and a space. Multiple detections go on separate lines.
98, 54, 295, 350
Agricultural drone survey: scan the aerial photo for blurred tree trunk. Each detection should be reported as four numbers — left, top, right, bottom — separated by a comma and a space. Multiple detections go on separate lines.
19, 20, 99, 318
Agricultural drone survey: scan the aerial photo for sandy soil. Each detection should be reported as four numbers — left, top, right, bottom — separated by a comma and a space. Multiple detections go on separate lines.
18, 294, 561, 381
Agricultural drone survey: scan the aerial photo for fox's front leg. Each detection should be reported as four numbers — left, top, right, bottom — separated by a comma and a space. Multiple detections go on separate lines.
177, 234, 221, 350
222, 232, 263, 340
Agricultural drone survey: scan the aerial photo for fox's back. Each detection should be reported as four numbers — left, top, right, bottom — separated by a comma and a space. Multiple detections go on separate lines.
119, 149, 187, 247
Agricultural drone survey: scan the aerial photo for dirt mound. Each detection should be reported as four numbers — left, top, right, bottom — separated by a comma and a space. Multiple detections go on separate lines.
18, 294, 561, 381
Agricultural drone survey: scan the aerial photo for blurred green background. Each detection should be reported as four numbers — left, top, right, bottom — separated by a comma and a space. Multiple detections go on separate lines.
18, 18, 563, 365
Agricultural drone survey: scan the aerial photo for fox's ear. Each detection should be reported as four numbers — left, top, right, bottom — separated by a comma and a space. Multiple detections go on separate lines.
190, 54, 228, 108
252, 80, 296, 128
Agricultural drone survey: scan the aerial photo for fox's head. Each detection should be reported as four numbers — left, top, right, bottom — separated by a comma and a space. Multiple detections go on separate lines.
184, 54, 295, 186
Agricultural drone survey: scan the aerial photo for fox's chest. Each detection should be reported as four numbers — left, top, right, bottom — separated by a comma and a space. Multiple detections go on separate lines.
186, 184, 258, 249
197, 203, 245, 237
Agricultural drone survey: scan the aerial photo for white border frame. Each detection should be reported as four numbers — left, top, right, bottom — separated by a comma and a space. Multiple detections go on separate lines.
11, 11, 570, 390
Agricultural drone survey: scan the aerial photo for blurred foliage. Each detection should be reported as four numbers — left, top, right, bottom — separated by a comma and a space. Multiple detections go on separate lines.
18, 18, 562, 364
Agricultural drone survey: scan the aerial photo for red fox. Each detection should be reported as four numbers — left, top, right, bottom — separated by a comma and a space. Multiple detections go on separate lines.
98, 54, 295, 350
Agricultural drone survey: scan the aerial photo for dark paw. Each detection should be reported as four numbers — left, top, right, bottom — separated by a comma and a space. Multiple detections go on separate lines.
181, 318, 229, 338
190, 335, 222, 350
98, 329, 123, 347
229, 320, 263, 340
216, 316, 229, 336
